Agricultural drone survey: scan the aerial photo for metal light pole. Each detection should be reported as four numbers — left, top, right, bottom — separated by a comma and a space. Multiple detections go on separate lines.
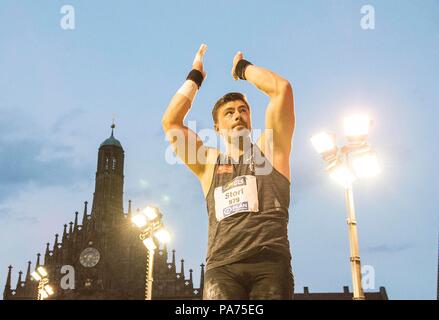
132, 206, 171, 300
140, 232, 157, 300
37, 278, 49, 300
145, 248, 155, 300
344, 151, 365, 300
312, 115, 381, 300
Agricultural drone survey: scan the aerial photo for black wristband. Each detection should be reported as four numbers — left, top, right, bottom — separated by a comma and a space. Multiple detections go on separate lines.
186, 69, 204, 89
235, 59, 253, 80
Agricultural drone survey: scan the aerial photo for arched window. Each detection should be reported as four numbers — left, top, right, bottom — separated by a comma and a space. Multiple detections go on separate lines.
105, 157, 109, 170
112, 157, 117, 171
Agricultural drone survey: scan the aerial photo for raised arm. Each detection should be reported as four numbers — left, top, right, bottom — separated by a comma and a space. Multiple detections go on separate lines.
231, 52, 295, 180
162, 44, 211, 178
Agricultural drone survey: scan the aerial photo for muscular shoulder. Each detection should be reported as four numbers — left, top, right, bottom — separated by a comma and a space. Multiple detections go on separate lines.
256, 134, 291, 182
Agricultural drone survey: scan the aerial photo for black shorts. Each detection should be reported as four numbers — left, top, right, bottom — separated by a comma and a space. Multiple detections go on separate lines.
203, 250, 294, 300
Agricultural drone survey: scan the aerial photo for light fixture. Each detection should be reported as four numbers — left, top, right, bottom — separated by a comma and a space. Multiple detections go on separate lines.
327, 162, 356, 188
132, 213, 148, 228
142, 237, 157, 251
44, 284, 54, 296
154, 228, 171, 244
344, 115, 370, 142
31, 271, 42, 281
143, 206, 159, 221
37, 266, 48, 277
40, 290, 49, 299
351, 151, 381, 178
311, 132, 337, 155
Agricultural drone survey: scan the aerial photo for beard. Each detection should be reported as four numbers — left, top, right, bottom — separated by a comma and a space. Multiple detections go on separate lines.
229, 125, 251, 139
226, 128, 252, 153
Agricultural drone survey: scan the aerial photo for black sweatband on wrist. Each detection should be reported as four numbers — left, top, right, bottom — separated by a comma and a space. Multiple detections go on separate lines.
235, 59, 253, 80
186, 69, 204, 89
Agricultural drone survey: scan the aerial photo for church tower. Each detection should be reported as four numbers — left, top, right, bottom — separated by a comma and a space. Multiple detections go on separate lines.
91, 123, 125, 231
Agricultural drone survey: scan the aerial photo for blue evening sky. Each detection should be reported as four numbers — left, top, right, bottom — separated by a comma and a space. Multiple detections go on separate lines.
0, 0, 438, 299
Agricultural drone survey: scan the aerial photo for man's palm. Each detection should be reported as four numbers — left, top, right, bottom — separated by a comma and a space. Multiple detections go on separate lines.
193, 44, 208, 79
231, 51, 244, 80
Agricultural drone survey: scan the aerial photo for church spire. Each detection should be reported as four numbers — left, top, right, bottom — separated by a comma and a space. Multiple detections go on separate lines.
180, 259, 185, 277
53, 234, 59, 249
44, 242, 50, 264
172, 249, 176, 270
200, 263, 205, 290
163, 243, 168, 261
82, 201, 88, 225
53, 234, 60, 261
3, 265, 12, 300
25, 261, 32, 285
74, 211, 79, 229
69, 222, 73, 235
128, 200, 132, 218
62, 224, 68, 242
5, 265, 12, 290
189, 269, 193, 284
15, 271, 23, 290
36, 253, 41, 268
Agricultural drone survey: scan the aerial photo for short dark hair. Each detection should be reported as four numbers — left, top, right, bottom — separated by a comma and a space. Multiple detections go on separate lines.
212, 92, 250, 124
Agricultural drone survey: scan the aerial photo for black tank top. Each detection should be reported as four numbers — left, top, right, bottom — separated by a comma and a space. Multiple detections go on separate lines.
205, 144, 291, 271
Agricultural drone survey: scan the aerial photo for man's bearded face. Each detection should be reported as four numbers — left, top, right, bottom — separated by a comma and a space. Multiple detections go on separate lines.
215, 100, 252, 140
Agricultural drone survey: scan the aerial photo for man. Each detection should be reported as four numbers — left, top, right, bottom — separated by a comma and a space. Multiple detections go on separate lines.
162, 44, 295, 299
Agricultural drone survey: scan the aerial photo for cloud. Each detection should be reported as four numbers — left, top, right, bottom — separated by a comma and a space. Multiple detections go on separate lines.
0, 197, 69, 227
0, 109, 90, 204
363, 243, 413, 254
0, 206, 40, 224
0, 138, 88, 199
51, 108, 85, 134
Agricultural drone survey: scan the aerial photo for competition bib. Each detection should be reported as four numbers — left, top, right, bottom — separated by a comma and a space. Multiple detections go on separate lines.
214, 175, 259, 222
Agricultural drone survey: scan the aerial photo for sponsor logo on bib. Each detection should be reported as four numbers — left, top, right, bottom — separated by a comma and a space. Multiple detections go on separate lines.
217, 164, 233, 174
222, 176, 247, 192
214, 175, 259, 222
223, 201, 249, 217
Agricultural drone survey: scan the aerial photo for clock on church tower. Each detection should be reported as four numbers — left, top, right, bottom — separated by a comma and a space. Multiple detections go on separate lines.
79, 247, 100, 268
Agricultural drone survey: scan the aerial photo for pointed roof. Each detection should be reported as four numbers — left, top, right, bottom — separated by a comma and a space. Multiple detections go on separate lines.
82, 201, 88, 225
172, 250, 176, 268
15, 271, 23, 290
127, 200, 132, 218
25, 261, 32, 285
3, 265, 12, 299
62, 224, 68, 241
100, 123, 123, 149
200, 263, 205, 289
5, 265, 12, 289
180, 259, 185, 276
74, 211, 79, 229
53, 234, 59, 249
